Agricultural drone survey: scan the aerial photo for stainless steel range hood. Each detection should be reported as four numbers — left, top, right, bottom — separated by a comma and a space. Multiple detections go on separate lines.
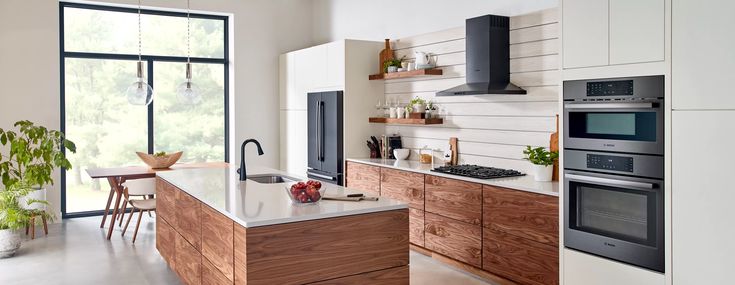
437, 14, 526, 96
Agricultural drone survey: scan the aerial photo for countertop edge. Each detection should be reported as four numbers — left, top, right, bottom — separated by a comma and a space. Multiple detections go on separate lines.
346, 158, 560, 197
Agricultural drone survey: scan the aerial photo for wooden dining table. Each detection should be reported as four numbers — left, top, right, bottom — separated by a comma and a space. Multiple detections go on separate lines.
86, 162, 228, 240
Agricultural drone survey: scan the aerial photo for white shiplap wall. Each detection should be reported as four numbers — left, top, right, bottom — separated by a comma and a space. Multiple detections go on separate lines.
384, 8, 559, 172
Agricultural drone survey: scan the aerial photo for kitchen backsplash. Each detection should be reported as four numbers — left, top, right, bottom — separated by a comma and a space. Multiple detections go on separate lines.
383, 8, 559, 172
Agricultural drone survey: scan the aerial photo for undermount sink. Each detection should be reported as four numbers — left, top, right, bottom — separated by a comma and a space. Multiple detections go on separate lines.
247, 174, 298, 184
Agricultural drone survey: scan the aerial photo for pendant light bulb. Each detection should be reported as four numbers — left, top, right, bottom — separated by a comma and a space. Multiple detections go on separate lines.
177, 0, 201, 105
126, 61, 154, 106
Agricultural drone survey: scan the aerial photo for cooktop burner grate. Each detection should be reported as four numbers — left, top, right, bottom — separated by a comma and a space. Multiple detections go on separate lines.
431, 164, 525, 179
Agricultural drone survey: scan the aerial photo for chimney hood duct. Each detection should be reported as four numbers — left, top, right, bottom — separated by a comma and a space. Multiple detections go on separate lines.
437, 14, 526, 96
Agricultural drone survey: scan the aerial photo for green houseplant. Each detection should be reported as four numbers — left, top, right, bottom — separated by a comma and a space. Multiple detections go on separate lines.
0, 120, 76, 258
410, 96, 426, 113
522, 146, 558, 182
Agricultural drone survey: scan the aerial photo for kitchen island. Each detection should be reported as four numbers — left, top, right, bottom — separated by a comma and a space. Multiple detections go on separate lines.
155, 166, 409, 285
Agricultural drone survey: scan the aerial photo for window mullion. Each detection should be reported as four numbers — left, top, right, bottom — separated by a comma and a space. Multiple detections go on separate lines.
147, 59, 155, 154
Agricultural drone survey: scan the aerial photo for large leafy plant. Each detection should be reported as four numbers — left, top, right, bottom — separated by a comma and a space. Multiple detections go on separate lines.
0, 121, 76, 230
523, 146, 558, 166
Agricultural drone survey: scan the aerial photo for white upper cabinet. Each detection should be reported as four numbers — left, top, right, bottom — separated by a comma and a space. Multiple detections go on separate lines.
563, 0, 665, 69
563, 0, 608, 69
325, 40, 345, 88
672, 0, 735, 109
609, 0, 664, 65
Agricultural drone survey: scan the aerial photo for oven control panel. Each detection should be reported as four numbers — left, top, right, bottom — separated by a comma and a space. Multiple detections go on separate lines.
587, 80, 634, 96
587, 154, 634, 172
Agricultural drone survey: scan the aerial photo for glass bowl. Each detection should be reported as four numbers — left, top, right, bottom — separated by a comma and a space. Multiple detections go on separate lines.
285, 181, 326, 204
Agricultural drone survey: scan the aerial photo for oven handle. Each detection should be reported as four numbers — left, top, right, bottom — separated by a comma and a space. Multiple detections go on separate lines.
564, 102, 655, 109
565, 174, 655, 189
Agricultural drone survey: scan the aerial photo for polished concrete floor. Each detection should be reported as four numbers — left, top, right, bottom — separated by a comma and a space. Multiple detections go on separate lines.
0, 216, 495, 285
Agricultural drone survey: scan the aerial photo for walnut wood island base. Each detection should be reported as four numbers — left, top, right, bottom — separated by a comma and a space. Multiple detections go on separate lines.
154, 167, 410, 285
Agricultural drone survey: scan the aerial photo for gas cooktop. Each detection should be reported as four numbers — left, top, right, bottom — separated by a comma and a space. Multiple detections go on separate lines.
431, 165, 525, 180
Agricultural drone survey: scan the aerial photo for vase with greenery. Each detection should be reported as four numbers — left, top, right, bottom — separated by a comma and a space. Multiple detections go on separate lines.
425, 100, 438, 118
0, 120, 76, 258
522, 146, 558, 182
410, 96, 427, 113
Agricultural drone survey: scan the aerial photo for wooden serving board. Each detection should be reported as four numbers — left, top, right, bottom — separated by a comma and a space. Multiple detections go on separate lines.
550, 115, 559, 181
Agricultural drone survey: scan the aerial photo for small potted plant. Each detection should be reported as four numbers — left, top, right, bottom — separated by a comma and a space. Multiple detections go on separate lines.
0, 120, 76, 258
383, 58, 403, 73
410, 96, 426, 113
425, 101, 438, 118
522, 146, 558, 182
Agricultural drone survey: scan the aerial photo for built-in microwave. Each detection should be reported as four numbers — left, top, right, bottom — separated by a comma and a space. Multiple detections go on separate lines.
563, 76, 664, 154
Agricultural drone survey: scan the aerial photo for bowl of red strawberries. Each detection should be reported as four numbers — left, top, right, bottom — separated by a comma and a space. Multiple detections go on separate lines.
286, 180, 325, 204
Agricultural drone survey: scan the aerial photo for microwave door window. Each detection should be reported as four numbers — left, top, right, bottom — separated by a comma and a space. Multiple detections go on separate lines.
568, 112, 657, 141
586, 113, 636, 136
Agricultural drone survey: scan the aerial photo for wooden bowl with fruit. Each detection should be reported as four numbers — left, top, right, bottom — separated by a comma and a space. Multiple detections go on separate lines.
136, 151, 183, 169
286, 180, 325, 204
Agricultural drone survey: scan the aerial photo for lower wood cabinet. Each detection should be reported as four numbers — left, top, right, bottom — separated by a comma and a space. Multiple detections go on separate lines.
380, 168, 424, 210
201, 204, 234, 282
156, 215, 177, 270
309, 265, 409, 285
425, 175, 483, 225
345, 162, 381, 196
176, 190, 202, 251
202, 256, 233, 285
175, 231, 202, 285
483, 185, 558, 246
409, 208, 424, 247
156, 179, 177, 226
424, 213, 482, 267
483, 228, 558, 285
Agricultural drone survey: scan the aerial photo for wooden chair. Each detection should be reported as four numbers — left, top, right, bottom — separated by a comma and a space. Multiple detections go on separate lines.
118, 180, 154, 226
120, 178, 156, 243
24, 210, 48, 240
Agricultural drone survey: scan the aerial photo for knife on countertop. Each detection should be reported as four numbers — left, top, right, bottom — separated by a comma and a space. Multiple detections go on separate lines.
323, 193, 379, 202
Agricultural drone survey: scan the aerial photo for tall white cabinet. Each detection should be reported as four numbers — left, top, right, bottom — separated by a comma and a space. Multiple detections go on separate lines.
279, 40, 384, 177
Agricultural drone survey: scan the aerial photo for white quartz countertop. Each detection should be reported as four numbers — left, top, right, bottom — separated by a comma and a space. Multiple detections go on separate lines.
347, 158, 559, 197
156, 165, 407, 228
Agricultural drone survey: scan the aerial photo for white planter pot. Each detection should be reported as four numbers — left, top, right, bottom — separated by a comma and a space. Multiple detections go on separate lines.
532, 164, 553, 182
412, 103, 425, 113
0, 229, 21, 258
19, 187, 46, 211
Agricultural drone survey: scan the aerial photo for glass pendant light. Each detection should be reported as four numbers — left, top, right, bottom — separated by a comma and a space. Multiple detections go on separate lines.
176, 0, 202, 105
125, 0, 154, 106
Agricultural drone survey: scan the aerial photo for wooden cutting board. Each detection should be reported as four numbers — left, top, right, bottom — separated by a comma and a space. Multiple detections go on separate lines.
379, 39, 394, 73
550, 115, 559, 181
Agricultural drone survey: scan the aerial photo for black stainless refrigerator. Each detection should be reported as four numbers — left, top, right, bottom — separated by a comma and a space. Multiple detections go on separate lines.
307, 91, 344, 185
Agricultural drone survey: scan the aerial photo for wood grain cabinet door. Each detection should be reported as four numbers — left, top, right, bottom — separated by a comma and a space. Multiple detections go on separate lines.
409, 208, 425, 247
424, 213, 482, 267
425, 175, 483, 225
156, 178, 177, 226
345, 162, 381, 196
201, 204, 234, 282
380, 168, 424, 210
175, 232, 202, 285
176, 190, 202, 251
202, 256, 233, 285
483, 228, 559, 285
156, 215, 177, 270
483, 185, 558, 246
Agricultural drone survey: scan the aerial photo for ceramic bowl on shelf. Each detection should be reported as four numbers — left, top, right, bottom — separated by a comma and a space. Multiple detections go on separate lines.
285, 180, 326, 204
393, 148, 410, 160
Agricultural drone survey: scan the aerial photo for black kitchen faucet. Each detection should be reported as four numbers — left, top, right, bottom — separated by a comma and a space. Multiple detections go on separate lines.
238, 139, 264, 181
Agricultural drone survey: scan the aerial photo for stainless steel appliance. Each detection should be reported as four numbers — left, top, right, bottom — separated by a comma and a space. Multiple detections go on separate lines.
307, 91, 343, 185
432, 165, 524, 179
563, 76, 665, 273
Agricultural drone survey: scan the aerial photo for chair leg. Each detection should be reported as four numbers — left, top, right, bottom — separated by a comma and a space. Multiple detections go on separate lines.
42, 215, 48, 235
30, 216, 36, 240
122, 206, 136, 236
147, 210, 152, 217
132, 209, 144, 244
25, 224, 29, 236
118, 200, 128, 226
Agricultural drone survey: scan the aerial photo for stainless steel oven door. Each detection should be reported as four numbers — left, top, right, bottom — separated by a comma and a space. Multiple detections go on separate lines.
564, 170, 664, 272
563, 101, 663, 154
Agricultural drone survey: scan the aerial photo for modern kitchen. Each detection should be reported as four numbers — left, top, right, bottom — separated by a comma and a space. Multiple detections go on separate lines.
0, 0, 731, 285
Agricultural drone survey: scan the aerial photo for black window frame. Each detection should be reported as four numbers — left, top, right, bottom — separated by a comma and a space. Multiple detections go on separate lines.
59, 2, 230, 219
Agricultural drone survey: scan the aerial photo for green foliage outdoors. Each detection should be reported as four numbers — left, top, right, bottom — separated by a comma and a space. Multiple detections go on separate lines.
62, 9, 226, 212
0, 121, 77, 230
522, 146, 558, 166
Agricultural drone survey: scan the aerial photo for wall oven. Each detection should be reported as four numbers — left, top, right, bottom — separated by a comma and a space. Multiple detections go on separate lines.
563, 75, 665, 273
564, 76, 664, 155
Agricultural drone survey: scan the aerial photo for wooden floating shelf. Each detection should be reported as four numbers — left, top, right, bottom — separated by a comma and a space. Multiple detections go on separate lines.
368, 69, 443, 80
369, 117, 444, 125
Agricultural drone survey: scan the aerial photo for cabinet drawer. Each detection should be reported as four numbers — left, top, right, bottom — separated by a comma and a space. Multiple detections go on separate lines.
483, 228, 558, 285
175, 232, 202, 285
156, 215, 177, 270
409, 208, 424, 247
201, 204, 234, 282
483, 185, 558, 245
156, 178, 177, 226
424, 213, 481, 267
345, 162, 381, 196
425, 175, 483, 225
176, 189, 202, 251
381, 168, 424, 209
203, 256, 233, 285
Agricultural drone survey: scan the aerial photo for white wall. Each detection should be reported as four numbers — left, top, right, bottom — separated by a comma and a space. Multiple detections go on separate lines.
0, 0, 314, 218
312, 0, 557, 43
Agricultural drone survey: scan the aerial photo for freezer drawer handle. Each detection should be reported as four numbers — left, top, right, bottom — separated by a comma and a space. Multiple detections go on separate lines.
308, 172, 335, 180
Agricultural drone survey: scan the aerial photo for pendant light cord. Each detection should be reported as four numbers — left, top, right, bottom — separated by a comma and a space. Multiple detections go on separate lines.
187, 0, 191, 65
138, 0, 142, 63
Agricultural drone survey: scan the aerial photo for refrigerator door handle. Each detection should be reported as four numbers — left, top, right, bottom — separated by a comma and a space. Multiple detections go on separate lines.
315, 100, 321, 162
320, 100, 325, 161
